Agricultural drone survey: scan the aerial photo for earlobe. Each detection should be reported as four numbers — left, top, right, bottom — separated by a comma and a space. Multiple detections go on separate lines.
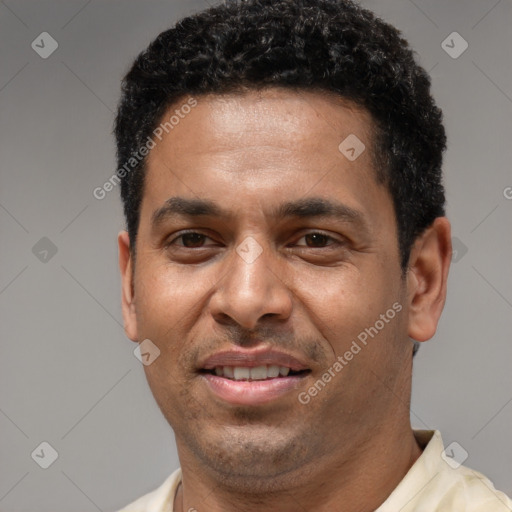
118, 230, 139, 342
406, 217, 452, 342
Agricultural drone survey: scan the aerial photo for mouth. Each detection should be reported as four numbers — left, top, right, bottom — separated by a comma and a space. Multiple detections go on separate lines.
200, 365, 310, 381
198, 347, 312, 405
199, 363, 311, 406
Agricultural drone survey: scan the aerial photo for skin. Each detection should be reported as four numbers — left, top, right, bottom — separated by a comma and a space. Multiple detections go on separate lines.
118, 88, 452, 512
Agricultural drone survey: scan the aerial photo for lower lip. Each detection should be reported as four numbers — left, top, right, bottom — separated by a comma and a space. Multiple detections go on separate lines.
202, 374, 306, 406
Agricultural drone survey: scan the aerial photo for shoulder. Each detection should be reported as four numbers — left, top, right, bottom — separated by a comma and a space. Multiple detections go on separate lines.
377, 430, 512, 512
116, 468, 182, 512
437, 463, 512, 512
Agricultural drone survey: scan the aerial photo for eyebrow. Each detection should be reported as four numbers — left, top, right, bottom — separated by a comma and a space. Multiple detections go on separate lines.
151, 197, 227, 227
151, 196, 368, 232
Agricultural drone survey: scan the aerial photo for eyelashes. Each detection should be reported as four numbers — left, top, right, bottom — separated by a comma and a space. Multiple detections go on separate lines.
166, 231, 343, 250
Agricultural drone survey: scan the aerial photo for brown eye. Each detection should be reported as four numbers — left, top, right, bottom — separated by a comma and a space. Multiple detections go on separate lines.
301, 233, 334, 248
180, 233, 207, 248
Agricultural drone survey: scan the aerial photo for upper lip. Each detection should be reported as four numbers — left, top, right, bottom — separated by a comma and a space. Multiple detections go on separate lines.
200, 347, 310, 372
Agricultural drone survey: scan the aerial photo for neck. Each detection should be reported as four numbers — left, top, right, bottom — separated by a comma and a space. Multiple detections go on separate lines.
174, 424, 423, 512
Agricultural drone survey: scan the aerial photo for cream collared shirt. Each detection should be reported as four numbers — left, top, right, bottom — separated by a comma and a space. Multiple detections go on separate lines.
117, 430, 512, 512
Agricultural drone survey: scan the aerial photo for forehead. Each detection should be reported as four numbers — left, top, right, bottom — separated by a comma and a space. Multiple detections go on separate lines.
145, 88, 378, 188
156, 88, 375, 161
141, 88, 394, 236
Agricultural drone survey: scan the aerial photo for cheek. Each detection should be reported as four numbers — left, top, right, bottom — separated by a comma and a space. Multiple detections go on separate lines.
134, 262, 212, 331
133, 263, 218, 383
297, 264, 401, 357
286, 268, 367, 353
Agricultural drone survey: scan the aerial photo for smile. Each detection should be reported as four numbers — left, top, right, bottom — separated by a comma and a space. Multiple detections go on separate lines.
204, 365, 308, 381
201, 366, 310, 406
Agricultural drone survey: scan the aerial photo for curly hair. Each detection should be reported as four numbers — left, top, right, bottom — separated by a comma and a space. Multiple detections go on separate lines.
114, 0, 447, 272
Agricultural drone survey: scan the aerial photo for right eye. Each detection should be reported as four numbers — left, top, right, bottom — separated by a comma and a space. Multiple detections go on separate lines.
169, 232, 211, 248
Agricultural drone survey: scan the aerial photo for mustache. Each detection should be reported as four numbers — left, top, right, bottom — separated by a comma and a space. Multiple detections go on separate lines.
225, 324, 293, 346
184, 324, 327, 366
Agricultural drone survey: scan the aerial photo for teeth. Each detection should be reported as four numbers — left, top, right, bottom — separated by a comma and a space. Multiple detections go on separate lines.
211, 365, 294, 380
267, 365, 280, 378
250, 366, 268, 380
233, 367, 250, 380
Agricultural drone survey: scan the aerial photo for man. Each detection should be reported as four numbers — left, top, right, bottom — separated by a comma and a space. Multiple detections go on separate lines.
114, 0, 512, 510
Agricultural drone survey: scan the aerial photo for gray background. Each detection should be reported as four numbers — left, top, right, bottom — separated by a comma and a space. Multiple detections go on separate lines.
0, 0, 511, 510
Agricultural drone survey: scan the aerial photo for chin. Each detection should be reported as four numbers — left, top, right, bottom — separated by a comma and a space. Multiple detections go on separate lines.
184, 424, 319, 491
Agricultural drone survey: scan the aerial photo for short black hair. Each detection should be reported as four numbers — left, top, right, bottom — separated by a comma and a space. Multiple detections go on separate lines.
114, 0, 447, 272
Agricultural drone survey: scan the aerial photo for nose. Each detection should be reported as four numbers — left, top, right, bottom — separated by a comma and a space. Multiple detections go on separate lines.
209, 237, 293, 331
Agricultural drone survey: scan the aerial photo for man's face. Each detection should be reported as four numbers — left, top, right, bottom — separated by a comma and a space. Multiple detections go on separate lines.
121, 89, 414, 485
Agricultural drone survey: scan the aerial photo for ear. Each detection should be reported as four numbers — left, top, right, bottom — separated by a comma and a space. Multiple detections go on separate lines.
118, 230, 139, 342
406, 217, 452, 342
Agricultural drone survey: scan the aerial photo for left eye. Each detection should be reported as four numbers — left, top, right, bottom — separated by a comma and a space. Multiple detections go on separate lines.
295, 233, 338, 248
